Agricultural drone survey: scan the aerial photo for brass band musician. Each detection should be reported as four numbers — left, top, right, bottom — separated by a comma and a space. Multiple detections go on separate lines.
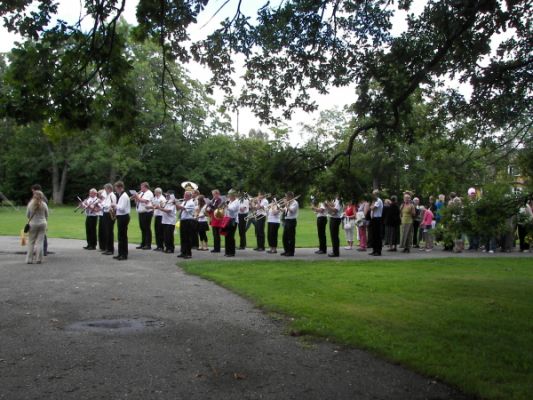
101, 183, 117, 255
81, 188, 101, 250
253, 192, 269, 251
281, 192, 299, 256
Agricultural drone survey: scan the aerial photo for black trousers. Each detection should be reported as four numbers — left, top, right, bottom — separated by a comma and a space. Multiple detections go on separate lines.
198, 221, 209, 242
117, 214, 130, 257
212, 226, 221, 252
518, 224, 530, 251
268, 222, 280, 248
370, 217, 383, 254
154, 215, 164, 249
255, 217, 266, 249
102, 212, 115, 253
163, 223, 175, 252
138, 211, 153, 248
282, 219, 297, 255
180, 219, 194, 256
192, 220, 199, 248
329, 217, 342, 256
238, 214, 247, 248
225, 221, 237, 256
317, 216, 327, 252
98, 215, 105, 250
413, 220, 420, 246
85, 216, 98, 248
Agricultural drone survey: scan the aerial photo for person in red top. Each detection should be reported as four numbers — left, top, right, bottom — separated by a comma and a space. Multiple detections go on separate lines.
343, 200, 356, 250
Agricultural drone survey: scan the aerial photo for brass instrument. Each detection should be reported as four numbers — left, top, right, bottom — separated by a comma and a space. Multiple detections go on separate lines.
73, 196, 84, 213
181, 181, 199, 191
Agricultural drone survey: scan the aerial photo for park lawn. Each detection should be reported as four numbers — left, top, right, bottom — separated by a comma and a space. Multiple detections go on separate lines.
182, 258, 533, 400
0, 205, 323, 248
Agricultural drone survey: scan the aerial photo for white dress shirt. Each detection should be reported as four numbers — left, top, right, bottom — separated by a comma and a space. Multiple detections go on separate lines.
162, 201, 177, 225
285, 200, 299, 220
238, 198, 250, 214
255, 198, 269, 217
180, 199, 196, 220
84, 196, 100, 217
137, 190, 154, 213
226, 199, 240, 222
267, 206, 281, 223
329, 199, 343, 219
102, 191, 117, 212
152, 195, 165, 217
116, 192, 131, 216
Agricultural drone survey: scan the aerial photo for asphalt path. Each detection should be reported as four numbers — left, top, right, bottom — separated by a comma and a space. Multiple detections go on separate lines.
3, 236, 527, 399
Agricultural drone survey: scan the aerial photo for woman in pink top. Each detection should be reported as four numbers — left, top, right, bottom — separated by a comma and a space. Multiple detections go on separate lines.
420, 206, 434, 251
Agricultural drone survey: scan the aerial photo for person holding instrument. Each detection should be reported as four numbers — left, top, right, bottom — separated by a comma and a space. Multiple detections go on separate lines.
82, 188, 100, 250
112, 181, 130, 261
132, 182, 154, 250
101, 183, 117, 256
281, 192, 299, 257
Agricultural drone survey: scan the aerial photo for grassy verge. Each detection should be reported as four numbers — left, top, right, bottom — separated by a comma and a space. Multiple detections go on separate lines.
0, 205, 328, 248
182, 258, 533, 400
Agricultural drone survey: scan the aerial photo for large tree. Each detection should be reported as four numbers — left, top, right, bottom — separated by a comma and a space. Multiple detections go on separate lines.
1, 0, 531, 171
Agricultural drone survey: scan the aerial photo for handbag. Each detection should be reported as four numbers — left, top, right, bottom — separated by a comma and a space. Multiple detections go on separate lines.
23, 213, 34, 233
344, 222, 352, 230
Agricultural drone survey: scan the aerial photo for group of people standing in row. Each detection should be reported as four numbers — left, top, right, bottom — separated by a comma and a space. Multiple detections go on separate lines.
312, 189, 436, 257
76, 181, 300, 260
314, 188, 533, 256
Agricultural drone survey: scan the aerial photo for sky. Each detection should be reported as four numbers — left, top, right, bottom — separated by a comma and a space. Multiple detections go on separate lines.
0, 0, 426, 143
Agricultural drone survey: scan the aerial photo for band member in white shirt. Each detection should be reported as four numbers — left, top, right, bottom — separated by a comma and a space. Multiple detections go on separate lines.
281, 192, 299, 256
253, 192, 269, 251
112, 181, 130, 261
224, 189, 240, 257
326, 195, 343, 257
196, 195, 210, 251
177, 191, 196, 259
101, 183, 117, 255
191, 189, 201, 250
311, 197, 328, 255
133, 182, 154, 250
267, 198, 281, 254
82, 188, 101, 250
238, 194, 249, 249
152, 188, 165, 252
160, 191, 177, 253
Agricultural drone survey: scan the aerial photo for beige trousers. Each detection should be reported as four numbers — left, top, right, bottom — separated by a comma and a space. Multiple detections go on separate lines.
26, 223, 47, 263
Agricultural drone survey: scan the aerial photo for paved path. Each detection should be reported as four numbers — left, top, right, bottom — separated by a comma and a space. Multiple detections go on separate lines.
4, 236, 526, 399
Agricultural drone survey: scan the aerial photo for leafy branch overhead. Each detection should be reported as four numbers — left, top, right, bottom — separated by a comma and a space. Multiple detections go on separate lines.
1, 0, 531, 162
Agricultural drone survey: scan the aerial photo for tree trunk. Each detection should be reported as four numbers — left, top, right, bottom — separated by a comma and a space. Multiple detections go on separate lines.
48, 145, 68, 205
373, 176, 380, 190
109, 165, 117, 184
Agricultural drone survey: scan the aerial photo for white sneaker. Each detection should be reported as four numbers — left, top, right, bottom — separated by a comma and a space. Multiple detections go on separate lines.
425, 249, 432, 252
344, 247, 352, 250
489, 250, 494, 254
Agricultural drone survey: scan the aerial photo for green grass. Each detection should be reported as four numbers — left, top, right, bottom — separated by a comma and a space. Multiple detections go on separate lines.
182, 258, 533, 400
0, 205, 325, 247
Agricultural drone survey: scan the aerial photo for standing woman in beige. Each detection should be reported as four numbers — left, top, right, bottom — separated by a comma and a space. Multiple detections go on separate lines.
26, 190, 49, 264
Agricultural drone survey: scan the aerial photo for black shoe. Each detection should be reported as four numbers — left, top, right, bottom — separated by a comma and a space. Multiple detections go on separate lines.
177, 254, 185, 258
153, 247, 163, 252
315, 250, 326, 254
136, 245, 144, 249
113, 255, 121, 259
183, 255, 192, 259
328, 253, 339, 257
285, 253, 294, 257
210, 250, 220, 253
369, 252, 376, 256
142, 246, 151, 250
402, 248, 410, 253
103, 251, 114, 255
117, 256, 127, 260
266, 250, 277, 254
238, 247, 246, 250
254, 248, 265, 251
224, 254, 235, 257
387, 248, 397, 252
373, 253, 382, 256
280, 252, 286, 256
83, 246, 95, 250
